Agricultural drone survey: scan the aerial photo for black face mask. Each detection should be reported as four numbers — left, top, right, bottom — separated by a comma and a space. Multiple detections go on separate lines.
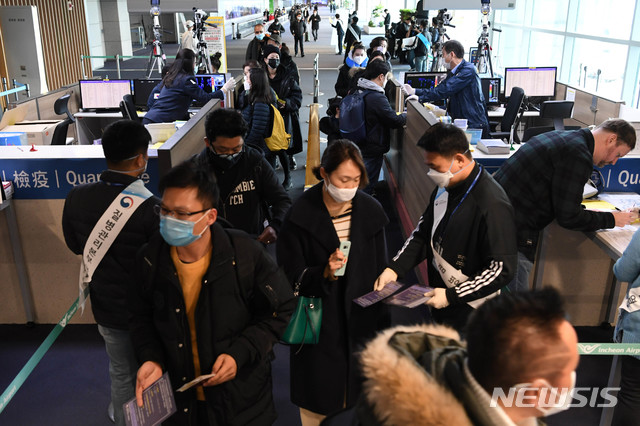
209, 148, 243, 170
268, 58, 280, 69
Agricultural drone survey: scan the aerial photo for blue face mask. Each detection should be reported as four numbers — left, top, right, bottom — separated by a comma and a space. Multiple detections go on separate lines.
159, 210, 210, 247
256, 33, 265, 40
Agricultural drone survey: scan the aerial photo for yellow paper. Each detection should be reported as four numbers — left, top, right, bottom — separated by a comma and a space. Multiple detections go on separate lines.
581, 199, 616, 211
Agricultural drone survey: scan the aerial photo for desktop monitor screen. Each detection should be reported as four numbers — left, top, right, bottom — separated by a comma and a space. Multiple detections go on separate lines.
79, 80, 132, 110
133, 78, 161, 109
404, 72, 447, 91
194, 74, 226, 94
481, 77, 501, 105
504, 67, 557, 98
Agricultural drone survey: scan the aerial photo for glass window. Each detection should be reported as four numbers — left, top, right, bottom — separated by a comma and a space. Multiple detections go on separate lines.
495, 0, 528, 26
565, 38, 627, 99
571, 0, 635, 39
531, 0, 570, 31
494, 28, 530, 75
527, 32, 565, 68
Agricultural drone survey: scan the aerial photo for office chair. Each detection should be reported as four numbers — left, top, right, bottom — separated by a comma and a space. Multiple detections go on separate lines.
489, 86, 525, 143
119, 94, 139, 121
540, 100, 574, 130
51, 94, 76, 145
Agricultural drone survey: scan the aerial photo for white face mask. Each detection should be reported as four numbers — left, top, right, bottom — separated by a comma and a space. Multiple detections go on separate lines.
376, 46, 386, 54
427, 157, 474, 188
243, 79, 251, 91
325, 179, 357, 203
353, 55, 366, 65
515, 371, 576, 417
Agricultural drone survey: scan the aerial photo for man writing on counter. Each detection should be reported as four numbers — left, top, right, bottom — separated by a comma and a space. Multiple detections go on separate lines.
403, 40, 490, 137
494, 118, 639, 292
374, 124, 517, 333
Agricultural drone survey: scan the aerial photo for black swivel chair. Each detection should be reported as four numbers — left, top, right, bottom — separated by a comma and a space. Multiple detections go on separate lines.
119, 94, 139, 122
51, 94, 76, 145
521, 100, 579, 142
489, 86, 525, 143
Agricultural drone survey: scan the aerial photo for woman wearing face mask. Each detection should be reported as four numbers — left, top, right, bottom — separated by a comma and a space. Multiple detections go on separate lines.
143, 49, 234, 124
242, 67, 292, 190
277, 139, 390, 426
262, 44, 303, 175
334, 43, 368, 97
367, 36, 393, 70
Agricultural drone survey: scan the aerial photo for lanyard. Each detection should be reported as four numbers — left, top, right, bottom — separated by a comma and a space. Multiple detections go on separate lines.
434, 164, 482, 250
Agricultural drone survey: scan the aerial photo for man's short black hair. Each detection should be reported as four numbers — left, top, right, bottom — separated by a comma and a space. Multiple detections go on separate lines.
417, 123, 471, 159
159, 157, 219, 209
443, 40, 465, 59
204, 108, 249, 142
467, 288, 569, 392
101, 119, 150, 163
363, 59, 390, 80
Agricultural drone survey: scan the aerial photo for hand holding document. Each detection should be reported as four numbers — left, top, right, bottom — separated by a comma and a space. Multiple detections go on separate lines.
177, 373, 216, 392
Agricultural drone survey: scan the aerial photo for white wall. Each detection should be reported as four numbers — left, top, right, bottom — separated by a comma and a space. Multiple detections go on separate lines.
83, 0, 106, 70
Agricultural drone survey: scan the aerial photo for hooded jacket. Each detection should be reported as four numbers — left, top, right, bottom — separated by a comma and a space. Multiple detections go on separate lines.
334, 52, 368, 98
197, 145, 291, 236
355, 324, 540, 426
356, 78, 407, 158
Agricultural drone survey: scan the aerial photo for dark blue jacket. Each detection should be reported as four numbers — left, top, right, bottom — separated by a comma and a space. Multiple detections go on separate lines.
416, 59, 489, 134
358, 81, 407, 158
242, 101, 272, 154
143, 73, 223, 124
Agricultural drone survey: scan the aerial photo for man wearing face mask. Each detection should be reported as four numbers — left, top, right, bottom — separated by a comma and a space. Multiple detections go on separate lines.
197, 108, 291, 246
129, 158, 295, 425
355, 288, 579, 425
62, 120, 159, 426
290, 12, 307, 57
404, 39, 490, 138
374, 124, 516, 332
245, 24, 266, 61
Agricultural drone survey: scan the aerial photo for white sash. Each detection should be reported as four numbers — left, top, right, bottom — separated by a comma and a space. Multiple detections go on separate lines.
78, 179, 153, 312
619, 287, 640, 314
430, 188, 499, 309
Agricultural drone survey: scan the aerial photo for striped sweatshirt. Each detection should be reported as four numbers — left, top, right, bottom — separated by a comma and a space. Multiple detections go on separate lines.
389, 163, 517, 307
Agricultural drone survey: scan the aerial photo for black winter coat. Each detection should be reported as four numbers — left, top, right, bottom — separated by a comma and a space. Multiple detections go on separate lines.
245, 37, 264, 61
309, 14, 321, 30
276, 183, 390, 414
62, 172, 159, 329
197, 145, 291, 236
267, 21, 285, 35
268, 66, 303, 154
130, 224, 296, 426
290, 19, 307, 38
358, 83, 407, 158
344, 24, 361, 52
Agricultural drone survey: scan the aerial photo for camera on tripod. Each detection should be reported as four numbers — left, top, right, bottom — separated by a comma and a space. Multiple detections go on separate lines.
435, 8, 453, 28
192, 8, 209, 39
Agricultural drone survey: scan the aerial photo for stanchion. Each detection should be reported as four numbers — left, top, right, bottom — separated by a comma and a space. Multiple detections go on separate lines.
116, 54, 121, 79
305, 103, 321, 188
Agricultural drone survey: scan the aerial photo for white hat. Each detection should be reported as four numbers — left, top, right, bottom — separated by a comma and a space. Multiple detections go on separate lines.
186, 20, 194, 28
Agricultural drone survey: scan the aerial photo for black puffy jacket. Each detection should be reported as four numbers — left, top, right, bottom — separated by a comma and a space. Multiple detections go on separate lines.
130, 223, 296, 425
62, 171, 159, 329
268, 66, 304, 154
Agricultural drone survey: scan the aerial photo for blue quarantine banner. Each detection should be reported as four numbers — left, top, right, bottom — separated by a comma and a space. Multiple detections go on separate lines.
0, 158, 160, 199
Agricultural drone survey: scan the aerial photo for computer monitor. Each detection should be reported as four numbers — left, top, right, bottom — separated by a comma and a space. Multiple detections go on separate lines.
469, 47, 479, 65
132, 78, 161, 110
192, 74, 227, 106
404, 72, 447, 91
480, 77, 501, 105
504, 67, 557, 98
79, 79, 132, 111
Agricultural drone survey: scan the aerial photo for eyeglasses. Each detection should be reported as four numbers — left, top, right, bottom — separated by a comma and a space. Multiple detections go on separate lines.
154, 204, 209, 220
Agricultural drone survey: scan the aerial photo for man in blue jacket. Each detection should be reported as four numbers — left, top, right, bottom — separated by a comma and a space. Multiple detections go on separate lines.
404, 40, 490, 137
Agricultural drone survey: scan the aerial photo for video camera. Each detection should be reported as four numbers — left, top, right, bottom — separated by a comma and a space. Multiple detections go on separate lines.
435, 8, 453, 27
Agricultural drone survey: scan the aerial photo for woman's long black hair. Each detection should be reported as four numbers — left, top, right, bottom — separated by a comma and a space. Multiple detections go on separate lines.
162, 49, 196, 88
248, 67, 274, 105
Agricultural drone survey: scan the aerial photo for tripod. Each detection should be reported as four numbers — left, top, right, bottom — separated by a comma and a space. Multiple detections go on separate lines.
430, 9, 454, 72
195, 39, 213, 73
474, 15, 500, 76
146, 14, 166, 78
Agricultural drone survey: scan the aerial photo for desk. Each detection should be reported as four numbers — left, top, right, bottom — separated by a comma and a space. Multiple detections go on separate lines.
487, 106, 540, 118
0, 197, 35, 324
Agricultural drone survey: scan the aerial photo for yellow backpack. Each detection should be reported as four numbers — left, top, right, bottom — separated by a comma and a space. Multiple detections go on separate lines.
265, 104, 291, 151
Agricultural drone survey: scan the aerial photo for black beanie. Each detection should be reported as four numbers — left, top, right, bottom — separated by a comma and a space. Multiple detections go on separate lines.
263, 44, 281, 58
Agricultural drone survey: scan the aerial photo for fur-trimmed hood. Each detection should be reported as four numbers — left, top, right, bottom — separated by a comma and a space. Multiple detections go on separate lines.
359, 324, 472, 426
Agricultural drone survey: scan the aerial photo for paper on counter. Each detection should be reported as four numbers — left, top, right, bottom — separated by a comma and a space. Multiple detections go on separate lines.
597, 193, 640, 211
353, 281, 403, 307
384, 285, 434, 308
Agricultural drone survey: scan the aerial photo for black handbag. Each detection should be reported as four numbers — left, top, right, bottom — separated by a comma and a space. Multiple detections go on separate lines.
281, 268, 322, 347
